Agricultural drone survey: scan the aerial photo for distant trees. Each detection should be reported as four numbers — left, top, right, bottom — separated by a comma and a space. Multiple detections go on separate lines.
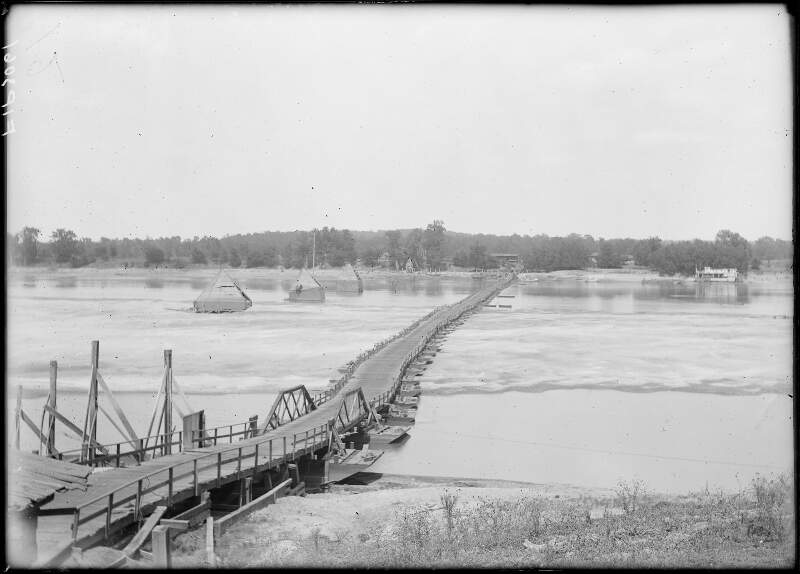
245, 247, 278, 268
93, 237, 112, 261
423, 220, 447, 270
642, 231, 753, 276
385, 230, 403, 267
751, 236, 792, 263
523, 234, 593, 271
19, 227, 41, 265
228, 249, 242, 268
191, 247, 207, 265
468, 242, 489, 269
50, 228, 81, 264
314, 227, 356, 267
6, 222, 791, 276
404, 228, 424, 266
632, 237, 662, 267
713, 229, 751, 273
597, 239, 624, 268
144, 246, 165, 266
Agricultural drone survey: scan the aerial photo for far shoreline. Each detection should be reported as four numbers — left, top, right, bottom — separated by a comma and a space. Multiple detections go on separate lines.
7, 263, 791, 285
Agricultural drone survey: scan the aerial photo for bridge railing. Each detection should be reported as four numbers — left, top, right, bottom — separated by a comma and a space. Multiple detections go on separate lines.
56, 430, 184, 468
365, 277, 513, 412
70, 422, 332, 543
309, 302, 454, 408
190, 418, 259, 448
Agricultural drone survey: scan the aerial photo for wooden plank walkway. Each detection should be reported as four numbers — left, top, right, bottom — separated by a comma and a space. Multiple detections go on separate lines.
32, 275, 514, 566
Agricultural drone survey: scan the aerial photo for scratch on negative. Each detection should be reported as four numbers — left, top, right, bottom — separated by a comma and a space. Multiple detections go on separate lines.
26, 22, 61, 51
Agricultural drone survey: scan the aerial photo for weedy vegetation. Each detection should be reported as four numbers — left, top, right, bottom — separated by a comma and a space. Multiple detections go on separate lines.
172, 473, 795, 568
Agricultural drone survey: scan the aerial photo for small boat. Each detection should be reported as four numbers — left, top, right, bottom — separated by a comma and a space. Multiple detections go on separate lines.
695, 266, 738, 283
337, 263, 364, 294
399, 383, 422, 397
367, 424, 411, 448
328, 447, 385, 483
286, 268, 325, 302
395, 395, 419, 407
384, 404, 417, 425
193, 269, 253, 313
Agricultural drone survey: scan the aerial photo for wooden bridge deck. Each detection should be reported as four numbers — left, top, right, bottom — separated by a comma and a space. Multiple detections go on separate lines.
32, 276, 513, 566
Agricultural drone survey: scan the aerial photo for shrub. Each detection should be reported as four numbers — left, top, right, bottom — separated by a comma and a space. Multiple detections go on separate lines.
746, 473, 792, 542
616, 479, 646, 515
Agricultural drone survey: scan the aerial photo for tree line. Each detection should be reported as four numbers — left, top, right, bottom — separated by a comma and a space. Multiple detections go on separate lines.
6, 223, 792, 276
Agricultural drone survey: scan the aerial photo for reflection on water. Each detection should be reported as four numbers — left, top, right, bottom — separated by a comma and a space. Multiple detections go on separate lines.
518, 280, 752, 305
54, 276, 77, 288
693, 282, 750, 304
424, 279, 443, 296
144, 278, 165, 289
512, 281, 786, 316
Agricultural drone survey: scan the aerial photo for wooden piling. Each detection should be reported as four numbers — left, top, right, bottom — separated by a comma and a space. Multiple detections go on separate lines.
248, 415, 258, 439
205, 517, 216, 567
90, 341, 100, 461
240, 477, 253, 506
48, 361, 57, 455
164, 350, 173, 455
151, 525, 171, 568
83, 341, 100, 464
14, 385, 22, 450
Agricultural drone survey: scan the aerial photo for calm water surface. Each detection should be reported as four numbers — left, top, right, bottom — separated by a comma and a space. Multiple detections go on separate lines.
6, 269, 793, 492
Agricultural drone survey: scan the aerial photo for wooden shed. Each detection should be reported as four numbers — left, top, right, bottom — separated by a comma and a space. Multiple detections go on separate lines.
7, 452, 91, 566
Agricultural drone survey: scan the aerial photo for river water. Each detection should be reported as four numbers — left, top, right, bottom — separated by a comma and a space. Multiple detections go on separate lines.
6, 268, 793, 493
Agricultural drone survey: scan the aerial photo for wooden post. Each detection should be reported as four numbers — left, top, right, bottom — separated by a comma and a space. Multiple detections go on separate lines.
205, 517, 216, 567
183, 411, 205, 450
14, 385, 22, 450
84, 341, 100, 464
168, 467, 174, 505
240, 477, 253, 506
90, 341, 100, 462
152, 525, 171, 568
47, 361, 57, 455
163, 350, 173, 455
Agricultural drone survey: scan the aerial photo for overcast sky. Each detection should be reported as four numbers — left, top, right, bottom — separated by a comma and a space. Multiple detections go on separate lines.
5, 4, 793, 241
